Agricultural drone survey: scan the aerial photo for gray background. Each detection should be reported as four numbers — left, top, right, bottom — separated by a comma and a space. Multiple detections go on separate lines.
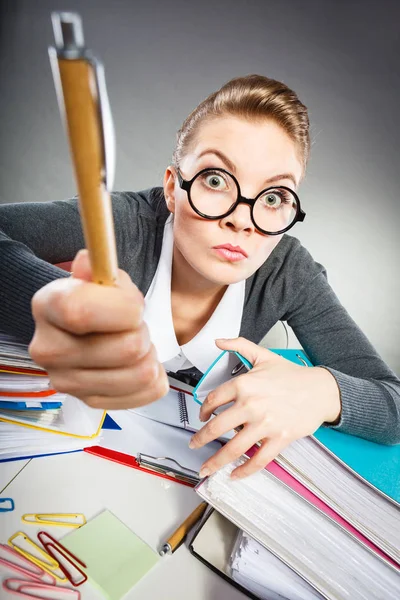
0, 0, 399, 373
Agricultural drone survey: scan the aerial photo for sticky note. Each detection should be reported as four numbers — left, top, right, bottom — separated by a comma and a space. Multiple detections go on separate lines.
62, 510, 159, 600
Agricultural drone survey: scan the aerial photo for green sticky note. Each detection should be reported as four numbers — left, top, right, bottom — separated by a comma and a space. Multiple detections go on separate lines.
62, 510, 159, 600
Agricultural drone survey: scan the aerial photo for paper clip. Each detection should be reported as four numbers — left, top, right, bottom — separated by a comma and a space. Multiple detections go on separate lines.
2, 578, 80, 600
21, 513, 86, 528
37, 531, 87, 587
0, 498, 15, 512
0, 544, 56, 585
8, 532, 68, 584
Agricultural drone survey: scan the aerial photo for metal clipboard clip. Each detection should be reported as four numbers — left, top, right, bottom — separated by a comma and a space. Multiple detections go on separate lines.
2, 578, 80, 600
137, 453, 200, 486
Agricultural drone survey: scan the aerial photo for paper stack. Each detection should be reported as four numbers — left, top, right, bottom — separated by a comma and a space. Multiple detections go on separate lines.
0, 333, 105, 462
196, 458, 400, 599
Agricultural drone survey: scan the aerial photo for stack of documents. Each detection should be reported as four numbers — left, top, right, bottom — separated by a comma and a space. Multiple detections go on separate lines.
196, 458, 400, 599
0, 333, 105, 461
229, 529, 323, 600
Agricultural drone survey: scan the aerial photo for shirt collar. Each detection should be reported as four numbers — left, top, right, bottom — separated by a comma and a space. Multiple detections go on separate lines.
144, 216, 245, 374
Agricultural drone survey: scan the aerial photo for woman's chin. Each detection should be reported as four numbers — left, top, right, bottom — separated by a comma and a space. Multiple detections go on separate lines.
198, 262, 251, 286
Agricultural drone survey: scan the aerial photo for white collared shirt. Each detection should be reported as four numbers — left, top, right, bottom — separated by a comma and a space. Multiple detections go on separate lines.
143, 215, 245, 376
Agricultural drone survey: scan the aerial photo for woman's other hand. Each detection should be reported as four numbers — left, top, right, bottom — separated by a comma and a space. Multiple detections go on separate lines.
29, 249, 169, 409
190, 337, 341, 479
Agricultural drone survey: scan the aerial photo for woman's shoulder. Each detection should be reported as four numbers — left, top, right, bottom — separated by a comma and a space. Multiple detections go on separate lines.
256, 234, 327, 288
110, 186, 169, 221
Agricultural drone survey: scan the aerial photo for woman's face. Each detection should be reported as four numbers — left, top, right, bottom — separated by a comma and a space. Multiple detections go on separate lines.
164, 115, 303, 287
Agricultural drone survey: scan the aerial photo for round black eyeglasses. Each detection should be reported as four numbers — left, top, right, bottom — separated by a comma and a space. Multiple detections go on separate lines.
177, 167, 306, 236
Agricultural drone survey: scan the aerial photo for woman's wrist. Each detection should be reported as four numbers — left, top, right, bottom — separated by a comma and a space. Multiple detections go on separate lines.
313, 366, 342, 424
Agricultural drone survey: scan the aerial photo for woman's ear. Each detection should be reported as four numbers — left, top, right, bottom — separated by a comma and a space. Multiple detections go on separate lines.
163, 166, 176, 213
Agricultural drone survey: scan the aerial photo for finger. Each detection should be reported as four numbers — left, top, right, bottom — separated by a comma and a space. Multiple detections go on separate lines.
29, 321, 151, 370
70, 249, 93, 282
70, 249, 134, 292
31, 277, 144, 335
198, 423, 263, 478
200, 370, 256, 421
199, 378, 239, 421
80, 363, 170, 409
190, 405, 245, 450
230, 437, 286, 479
215, 336, 276, 366
47, 344, 161, 398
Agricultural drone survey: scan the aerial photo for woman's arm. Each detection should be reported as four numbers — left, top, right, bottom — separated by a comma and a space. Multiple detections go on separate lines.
0, 190, 154, 343
283, 267, 400, 445
0, 198, 84, 342
189, 245, 400, 479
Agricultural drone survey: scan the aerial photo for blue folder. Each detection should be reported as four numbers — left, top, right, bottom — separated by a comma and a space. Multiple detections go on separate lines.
0, 400, 62, 410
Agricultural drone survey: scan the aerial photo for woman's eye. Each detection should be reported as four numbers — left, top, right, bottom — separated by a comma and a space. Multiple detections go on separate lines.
205, 174, 226, 190
261, 193, 282, 208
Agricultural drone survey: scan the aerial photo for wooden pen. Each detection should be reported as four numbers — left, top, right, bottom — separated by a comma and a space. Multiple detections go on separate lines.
49, 11, 118, 286
159, 501, 208, 556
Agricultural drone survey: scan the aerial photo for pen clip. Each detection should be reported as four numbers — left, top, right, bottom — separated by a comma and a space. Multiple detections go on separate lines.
88, 56, 116, 191
49, 11, 115, 192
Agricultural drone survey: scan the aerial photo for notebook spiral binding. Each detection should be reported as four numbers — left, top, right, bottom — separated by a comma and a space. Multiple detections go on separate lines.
178, 391, 189, 425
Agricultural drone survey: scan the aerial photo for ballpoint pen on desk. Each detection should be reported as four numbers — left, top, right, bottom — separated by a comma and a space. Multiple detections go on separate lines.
49, 11, 118, 285
159, 501, 208, 556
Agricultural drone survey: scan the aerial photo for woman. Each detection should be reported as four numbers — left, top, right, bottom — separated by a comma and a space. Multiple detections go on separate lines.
0, 75, 399, 480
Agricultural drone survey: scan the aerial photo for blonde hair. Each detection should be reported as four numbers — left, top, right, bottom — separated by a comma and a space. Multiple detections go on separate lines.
173, 74, 310, 175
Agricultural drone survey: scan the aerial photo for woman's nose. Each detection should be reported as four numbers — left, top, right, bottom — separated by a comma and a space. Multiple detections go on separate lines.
220, 203, 254, 232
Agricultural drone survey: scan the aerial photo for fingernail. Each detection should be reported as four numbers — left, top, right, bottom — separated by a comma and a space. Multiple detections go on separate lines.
199, 467, 210, 478
230, 471, 240, 480
189, 437, 197, 449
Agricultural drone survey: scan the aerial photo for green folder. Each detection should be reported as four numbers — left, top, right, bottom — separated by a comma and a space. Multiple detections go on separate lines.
62, 510, 159, 600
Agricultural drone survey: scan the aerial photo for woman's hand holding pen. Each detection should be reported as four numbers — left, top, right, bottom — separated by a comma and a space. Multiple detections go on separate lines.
189, 337, 342, 480
29, 249, 169, 409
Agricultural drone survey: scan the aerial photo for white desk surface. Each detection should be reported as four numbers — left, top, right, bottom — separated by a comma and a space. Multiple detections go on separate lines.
0, 459, 30, 492
0, 450, 248, 600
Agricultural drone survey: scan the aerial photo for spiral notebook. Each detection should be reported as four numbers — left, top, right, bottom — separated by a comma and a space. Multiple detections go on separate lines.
131, 389, 204, 433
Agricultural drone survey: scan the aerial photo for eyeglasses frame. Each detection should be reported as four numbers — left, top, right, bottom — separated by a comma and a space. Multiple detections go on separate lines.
177, 167, 306, 236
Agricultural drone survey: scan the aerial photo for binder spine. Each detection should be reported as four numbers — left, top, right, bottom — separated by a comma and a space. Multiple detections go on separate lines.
178, 392, 189, 425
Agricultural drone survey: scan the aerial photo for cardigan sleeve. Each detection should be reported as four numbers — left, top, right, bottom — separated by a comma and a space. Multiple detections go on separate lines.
0, 191, 154, 343
281, 250, 400, 445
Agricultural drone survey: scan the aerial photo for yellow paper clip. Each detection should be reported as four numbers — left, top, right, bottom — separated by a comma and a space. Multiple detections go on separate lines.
21, 513, 86, 528
8, 532, 68, 584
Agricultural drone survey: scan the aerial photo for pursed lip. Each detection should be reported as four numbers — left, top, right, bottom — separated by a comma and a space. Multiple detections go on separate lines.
212, 244, 248, 258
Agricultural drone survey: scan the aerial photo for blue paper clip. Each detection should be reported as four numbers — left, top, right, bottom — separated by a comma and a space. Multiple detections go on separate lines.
0, 498, 15, 512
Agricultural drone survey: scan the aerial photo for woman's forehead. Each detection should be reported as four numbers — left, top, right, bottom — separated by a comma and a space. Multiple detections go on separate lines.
183, 116, 303, 187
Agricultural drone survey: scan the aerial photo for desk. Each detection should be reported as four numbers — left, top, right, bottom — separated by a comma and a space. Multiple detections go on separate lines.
0, 450, 247, 600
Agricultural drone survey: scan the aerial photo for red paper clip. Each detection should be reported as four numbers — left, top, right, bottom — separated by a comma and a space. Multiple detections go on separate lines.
0, 544, 56, 585
37, 532, 87, 587
2, 578, 80, 600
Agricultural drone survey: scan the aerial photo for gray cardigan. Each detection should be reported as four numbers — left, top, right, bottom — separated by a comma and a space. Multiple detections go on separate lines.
1, 187, 399, 444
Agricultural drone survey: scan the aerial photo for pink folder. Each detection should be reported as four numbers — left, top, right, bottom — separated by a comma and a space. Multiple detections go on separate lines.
243, 446, 399, 570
